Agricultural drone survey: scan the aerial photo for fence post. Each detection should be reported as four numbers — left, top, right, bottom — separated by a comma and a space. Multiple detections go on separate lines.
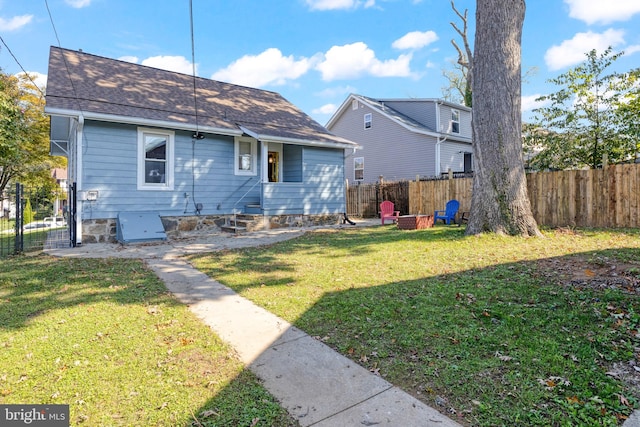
14, 183, 23, 254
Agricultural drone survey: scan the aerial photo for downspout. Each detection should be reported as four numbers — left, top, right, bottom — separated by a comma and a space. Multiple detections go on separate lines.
435, 101, 444, 176
75, 115, 84, 245
435, 100, 455, 176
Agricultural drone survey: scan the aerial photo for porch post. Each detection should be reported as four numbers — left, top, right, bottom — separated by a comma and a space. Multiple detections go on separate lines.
261, 141, 268, 183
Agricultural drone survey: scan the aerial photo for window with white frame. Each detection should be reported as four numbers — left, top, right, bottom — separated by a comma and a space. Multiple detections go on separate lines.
354, 157, 364, 181
364, 113, 372, 129
451, 109, 460, 133
137, 128, 174, 190
235, 137, 257, 175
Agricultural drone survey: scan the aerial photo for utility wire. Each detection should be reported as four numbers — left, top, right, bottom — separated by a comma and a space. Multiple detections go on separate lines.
189, 0, 203, 139
189, 0, 203, 214
45, 0, 84, 115
0, 35, 46, 98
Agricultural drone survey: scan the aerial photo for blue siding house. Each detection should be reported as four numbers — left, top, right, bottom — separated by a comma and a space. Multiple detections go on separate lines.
45, 47, 357, 243
326, 94, 472, 184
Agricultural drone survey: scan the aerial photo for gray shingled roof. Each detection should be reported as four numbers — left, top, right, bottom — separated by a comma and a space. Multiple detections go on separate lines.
356, 95, 437, 133
45, 46, 356, 148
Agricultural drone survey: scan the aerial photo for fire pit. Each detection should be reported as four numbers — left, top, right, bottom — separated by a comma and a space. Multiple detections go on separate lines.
397, 215, 434, 230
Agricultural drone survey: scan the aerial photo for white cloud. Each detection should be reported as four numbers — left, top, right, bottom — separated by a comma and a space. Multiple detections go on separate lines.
0, 15, 33, 31
118, 56, 139, 64
392, 30, 438, 50
16, 71, 47, 91
316, 42, 414, 81
625, 44, 640, 55
544, 29, 625, 70
564, 0, 640, 25
305, 0, 375, 11
212, 48, 313, 87
312, 103, 338, 115
315, 85, 357, 98
141, 56, 196, 75
65, 0, 92, 8
521, 94, 549, 112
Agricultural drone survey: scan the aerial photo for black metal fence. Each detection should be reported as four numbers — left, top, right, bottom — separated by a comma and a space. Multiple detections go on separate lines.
1, 183, 71, 257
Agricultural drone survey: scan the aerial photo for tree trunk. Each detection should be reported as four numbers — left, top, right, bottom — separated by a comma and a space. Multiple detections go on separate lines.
467, 0, 541, 236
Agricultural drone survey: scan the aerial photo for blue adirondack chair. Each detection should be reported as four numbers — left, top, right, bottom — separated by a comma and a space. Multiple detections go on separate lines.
434, 199, 460, 225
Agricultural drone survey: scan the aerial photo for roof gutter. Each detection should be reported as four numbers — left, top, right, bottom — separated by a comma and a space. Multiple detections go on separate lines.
257, 134, 359, 150
237, 124, 360, 149
44, 107, 243, 137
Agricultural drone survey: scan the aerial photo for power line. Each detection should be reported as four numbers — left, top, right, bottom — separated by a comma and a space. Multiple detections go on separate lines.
189, 0, 203, 140
45, 0, 83, 115
0, 35, 46, 98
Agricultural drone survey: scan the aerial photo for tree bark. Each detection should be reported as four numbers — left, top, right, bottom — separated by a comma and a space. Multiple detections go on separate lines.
467, 0, 542, 236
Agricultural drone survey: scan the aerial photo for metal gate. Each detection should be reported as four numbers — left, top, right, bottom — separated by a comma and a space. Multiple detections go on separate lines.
0, 182, 74, 257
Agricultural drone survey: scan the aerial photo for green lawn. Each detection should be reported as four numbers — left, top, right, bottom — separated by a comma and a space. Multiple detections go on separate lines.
190, 226, 640, 426
0, 255, 298, 427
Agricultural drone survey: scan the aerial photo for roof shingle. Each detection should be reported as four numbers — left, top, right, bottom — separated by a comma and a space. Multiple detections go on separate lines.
45, 46, 356, 147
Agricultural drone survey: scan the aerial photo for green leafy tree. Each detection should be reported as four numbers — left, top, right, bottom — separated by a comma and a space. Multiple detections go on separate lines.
525, 48, 638, 170
615, 67, 640, 153
0, 70, 64, 195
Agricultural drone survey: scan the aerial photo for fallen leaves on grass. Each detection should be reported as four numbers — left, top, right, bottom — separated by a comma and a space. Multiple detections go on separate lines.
538, 376, 571, 391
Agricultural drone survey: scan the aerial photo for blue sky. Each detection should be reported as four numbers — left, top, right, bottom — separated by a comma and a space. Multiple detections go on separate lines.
1, 0, 639, 125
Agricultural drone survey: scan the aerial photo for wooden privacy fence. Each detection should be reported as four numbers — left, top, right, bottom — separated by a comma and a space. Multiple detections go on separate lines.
349, 163, 640, 228
346, 181, 409, 218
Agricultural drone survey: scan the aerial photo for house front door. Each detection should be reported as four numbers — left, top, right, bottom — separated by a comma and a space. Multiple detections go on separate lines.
268, 151, 279, 182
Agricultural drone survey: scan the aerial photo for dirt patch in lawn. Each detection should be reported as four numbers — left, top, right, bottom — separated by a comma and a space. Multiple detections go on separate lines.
537, 251, 640, 400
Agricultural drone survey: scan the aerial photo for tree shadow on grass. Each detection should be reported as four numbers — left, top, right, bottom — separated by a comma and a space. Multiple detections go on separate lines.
0, 256, 180, 331
189, 227, 640, 426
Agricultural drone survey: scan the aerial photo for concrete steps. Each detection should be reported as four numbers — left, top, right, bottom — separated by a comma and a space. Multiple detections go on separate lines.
221, 214, 266, 233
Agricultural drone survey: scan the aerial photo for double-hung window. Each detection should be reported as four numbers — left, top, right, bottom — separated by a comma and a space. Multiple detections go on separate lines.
451, 109, 460, 134
364, 113, 372, 129
354, 157, 364, 181
235, 137, 257, 176
137, 128, 174, 190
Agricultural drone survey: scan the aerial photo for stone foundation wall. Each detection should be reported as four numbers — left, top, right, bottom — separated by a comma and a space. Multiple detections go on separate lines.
80, 213, 343, 244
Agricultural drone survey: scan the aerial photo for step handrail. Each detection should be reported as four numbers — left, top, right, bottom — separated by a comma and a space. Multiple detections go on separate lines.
231, 178, 263, 233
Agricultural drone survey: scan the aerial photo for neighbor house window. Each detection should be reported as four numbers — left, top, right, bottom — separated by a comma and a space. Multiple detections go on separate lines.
364, 113, 372, 129
235, 137, 257, 175
137, 128, 174, 190
451, 109, 460, 133
354, 157, 364, 181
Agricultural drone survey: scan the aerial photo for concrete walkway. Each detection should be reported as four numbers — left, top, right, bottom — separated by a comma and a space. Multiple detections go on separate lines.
47, 221, 462, 426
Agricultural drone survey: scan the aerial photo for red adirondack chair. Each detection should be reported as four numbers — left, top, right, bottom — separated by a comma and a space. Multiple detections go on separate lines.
380, 201, 400, 225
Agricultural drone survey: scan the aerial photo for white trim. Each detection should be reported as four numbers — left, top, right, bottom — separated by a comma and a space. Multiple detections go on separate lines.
253, 134, 358, 149
44, 107, 242, 138
137, 127, 175, 191
267, 142, 283, 183
76, 116, 84, 244
234, 136, 258, 176
354, 156, 364, 181
261, 141, 268, 182
45, 108, 359, 149
364, 113, 372, 129
451, 109, 460, 134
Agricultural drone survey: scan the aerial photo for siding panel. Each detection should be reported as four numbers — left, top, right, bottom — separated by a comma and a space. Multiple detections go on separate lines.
80, 121, 262, 218
331, 105, 438, 183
